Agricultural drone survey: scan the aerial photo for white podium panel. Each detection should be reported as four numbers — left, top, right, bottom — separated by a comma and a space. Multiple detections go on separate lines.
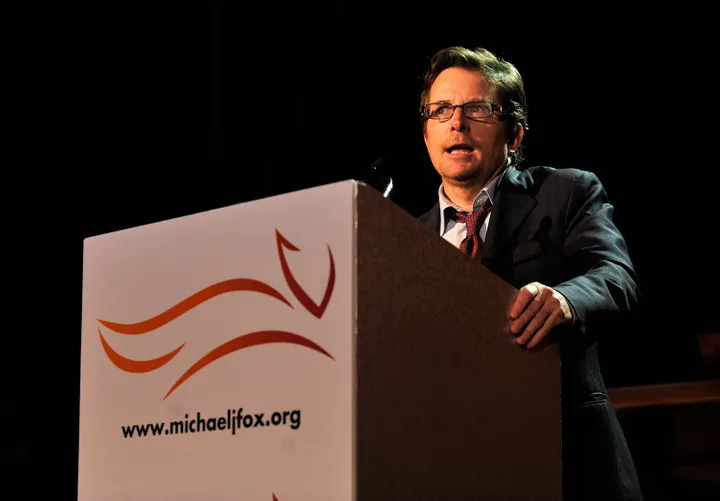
79, 180, 357, 501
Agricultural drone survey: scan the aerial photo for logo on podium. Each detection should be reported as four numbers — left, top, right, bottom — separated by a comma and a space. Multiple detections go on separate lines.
96, 229, 337, 401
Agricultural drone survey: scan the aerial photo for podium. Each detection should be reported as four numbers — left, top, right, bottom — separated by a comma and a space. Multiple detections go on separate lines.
78, 180, 562, 500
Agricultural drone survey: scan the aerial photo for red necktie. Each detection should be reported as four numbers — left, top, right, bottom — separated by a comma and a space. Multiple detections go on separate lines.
447, 199, 492, 261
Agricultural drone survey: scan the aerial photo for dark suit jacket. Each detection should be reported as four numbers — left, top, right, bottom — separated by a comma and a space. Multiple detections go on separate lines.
419, 165, 643, 501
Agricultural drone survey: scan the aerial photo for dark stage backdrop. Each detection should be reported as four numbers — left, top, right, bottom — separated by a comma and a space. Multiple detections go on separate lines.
4, 5, 717, 499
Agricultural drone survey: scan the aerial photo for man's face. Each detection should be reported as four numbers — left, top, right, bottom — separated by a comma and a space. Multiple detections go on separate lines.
423, 67, 517, 187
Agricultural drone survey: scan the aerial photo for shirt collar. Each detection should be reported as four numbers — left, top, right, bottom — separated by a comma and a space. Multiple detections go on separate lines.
438, 175, 499, 235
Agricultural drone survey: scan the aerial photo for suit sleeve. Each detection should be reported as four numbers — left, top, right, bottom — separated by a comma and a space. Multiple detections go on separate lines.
552, 171, 640, 342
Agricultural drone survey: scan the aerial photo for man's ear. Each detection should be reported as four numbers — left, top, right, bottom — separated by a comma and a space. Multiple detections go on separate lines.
510, 123, 524, 151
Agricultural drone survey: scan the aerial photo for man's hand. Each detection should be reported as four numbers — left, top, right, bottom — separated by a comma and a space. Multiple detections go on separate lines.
509, 282, 574, 349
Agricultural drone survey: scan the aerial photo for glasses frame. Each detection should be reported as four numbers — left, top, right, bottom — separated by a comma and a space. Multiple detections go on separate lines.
421, 100, 505, 122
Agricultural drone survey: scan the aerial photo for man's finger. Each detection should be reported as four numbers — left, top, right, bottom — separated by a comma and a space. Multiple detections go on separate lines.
511, 287, 545, 334
516, 299, 553, 344
526, 309, 562, 349
509, 282, 541, 320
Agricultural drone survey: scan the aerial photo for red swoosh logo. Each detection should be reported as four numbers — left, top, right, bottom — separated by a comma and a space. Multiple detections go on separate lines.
276, 230, 335, 319
98, 278, 292, 335
97, 231, 337, 400
99, 326, 333, 399
163, 330, 334, 400
98, 328, 185, 373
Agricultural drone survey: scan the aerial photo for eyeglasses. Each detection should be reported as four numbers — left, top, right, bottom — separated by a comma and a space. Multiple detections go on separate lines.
421, 101, 504, 122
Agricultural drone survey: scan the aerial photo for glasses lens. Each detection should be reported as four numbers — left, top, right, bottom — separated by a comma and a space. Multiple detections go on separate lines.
463, 102, 493, 119
425, 103, 455, 121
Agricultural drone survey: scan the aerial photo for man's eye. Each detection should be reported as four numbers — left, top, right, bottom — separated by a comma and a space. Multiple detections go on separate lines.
466, 104, 491, 115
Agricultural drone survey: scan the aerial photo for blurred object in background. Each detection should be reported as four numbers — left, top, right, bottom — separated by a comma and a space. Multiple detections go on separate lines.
696, 332, 720, 379
610, 331, 720, 500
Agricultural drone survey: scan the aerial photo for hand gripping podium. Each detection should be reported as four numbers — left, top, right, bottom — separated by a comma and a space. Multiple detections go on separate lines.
79, 180, 561, 501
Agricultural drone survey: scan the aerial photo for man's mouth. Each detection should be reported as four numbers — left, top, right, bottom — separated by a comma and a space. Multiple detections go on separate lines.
446, 144, 474, 155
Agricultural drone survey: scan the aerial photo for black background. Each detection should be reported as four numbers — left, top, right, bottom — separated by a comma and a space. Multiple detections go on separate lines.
4, 4, 718, 498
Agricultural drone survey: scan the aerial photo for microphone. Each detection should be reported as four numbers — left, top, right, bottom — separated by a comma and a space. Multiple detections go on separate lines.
363, 157, 394, 199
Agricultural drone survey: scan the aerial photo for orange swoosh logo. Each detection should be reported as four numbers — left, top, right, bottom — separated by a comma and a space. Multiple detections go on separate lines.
163, 330, 334, 400
98, 278, 292, 335
97, 231, 337, 400
98, 328, 185, 373
276, 230, 335, 319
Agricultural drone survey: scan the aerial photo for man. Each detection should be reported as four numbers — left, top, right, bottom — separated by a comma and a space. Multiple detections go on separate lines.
417, 46, 643, 501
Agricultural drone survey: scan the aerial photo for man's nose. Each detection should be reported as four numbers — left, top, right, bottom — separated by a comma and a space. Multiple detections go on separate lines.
448, 106, 470, 132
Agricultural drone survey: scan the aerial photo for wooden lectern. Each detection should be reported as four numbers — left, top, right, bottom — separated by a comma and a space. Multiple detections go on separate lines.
355, 183, 561, 500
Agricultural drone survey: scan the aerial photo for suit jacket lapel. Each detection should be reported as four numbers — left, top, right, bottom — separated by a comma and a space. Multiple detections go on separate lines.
481, 166, 537, 266
419, 201, 441, 233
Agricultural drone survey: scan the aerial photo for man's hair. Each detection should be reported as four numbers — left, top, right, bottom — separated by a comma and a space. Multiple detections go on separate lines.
420, 46, 529, 166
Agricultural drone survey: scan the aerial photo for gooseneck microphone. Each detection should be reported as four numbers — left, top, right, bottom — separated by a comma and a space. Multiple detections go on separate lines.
364, 157, 394, 199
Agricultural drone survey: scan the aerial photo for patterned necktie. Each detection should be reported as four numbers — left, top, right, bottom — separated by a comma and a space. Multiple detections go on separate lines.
447, 199, 493, 261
